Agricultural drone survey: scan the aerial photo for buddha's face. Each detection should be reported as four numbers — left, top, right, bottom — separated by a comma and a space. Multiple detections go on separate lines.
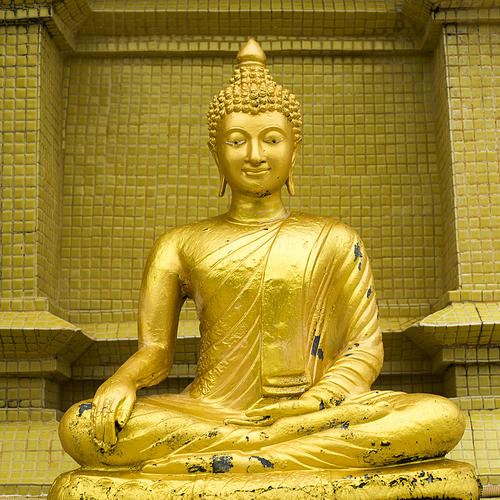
212, 111, 299, 198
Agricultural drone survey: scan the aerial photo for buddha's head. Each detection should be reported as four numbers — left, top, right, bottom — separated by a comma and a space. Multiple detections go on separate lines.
208, 40, 302, 197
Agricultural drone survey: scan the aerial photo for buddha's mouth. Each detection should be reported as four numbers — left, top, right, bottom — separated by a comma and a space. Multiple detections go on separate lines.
243, 168, 270, 178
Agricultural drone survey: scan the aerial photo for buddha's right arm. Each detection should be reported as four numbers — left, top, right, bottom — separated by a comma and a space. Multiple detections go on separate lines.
91, 231, 185, 449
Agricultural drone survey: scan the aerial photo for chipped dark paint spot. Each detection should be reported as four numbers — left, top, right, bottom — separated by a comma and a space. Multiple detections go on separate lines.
187, 464, 207, 473
426, 474, 434, 483
319, 419, 350, 432
250, 456, 274, 469
78, 402, 92, 416
367, 286, 372, 298
212, 454, 233, 473
380, 441, 391, 447
317, 348, 323, 360
345, 353, 352, 357
332, 394, 345, 406
358, 261, 362, 270
311, 335, 320, 356
354, 243, 363, 262
319, 401, 325, 410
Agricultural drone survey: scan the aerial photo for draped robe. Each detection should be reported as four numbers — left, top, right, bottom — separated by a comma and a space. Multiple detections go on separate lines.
60, 213, 465, 473
182, 212, 382, 408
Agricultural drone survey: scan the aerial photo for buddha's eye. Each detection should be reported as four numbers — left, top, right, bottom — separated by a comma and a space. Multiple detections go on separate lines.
225, 140, 245, 146
263, 137, 284, 144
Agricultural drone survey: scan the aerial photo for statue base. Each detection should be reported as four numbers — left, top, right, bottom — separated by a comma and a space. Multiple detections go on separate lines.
48, 459, 480, 500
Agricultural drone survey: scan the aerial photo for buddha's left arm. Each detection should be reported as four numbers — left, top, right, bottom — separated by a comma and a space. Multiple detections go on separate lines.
302, 229, 384, 407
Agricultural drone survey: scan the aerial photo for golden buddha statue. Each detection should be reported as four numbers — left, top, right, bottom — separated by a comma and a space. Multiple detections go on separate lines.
50, 40, 478, 500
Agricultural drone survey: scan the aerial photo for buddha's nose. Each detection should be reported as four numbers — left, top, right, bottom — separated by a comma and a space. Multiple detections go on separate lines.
246, 140, 266, 165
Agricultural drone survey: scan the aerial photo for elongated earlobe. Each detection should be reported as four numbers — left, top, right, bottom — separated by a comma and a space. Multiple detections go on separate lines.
209, 142, 227, 197
286, 142, 300, 196
219, 176, 228, 197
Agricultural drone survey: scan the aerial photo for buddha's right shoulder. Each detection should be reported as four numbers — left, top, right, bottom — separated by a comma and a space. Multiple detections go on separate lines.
150, 218, 218, 253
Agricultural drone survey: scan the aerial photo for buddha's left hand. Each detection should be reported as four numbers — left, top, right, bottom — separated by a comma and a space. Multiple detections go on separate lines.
225, 397, 321, 427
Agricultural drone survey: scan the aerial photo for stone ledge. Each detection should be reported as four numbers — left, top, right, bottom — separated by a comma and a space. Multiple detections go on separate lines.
0, 312, 94, 363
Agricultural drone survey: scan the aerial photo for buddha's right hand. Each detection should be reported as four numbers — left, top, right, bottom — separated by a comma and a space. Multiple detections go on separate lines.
91, 376, 136, 451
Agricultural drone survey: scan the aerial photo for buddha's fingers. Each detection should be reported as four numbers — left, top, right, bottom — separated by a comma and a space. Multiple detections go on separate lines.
91, 397, 106, 449
92, 393, 121, 450
97, 394, 135, 449
104, 407, 119, 448
90, 377, 137, 450
334, 401, 395, 426
92, 405, 117, 450
224, 416, 275, 427
115, 396, 134, 429
245, 399, 318, 420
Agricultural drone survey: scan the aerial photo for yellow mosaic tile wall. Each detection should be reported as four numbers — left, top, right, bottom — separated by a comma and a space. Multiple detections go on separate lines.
61, 53, 442, 324
1, 4, 500, 493
0, 376, 60, 410
0, 418, 76, 497
0, 24, 40, 301
444, 364, 500, 398
0, 24, 63, 310
444, 23, 500, 291
433, 27, 460, 293
37, 26, 63, 306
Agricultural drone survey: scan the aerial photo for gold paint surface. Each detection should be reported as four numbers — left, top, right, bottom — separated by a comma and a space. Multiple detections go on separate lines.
53, 43, 469, 495
49, 459, 480, 500
1, 3, 499, 496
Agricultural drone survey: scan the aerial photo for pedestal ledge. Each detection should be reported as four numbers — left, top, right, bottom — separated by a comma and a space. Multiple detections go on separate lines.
48, 459, 479, 500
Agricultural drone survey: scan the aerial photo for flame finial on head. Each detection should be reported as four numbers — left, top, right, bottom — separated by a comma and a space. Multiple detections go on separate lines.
236, 39, 267, 66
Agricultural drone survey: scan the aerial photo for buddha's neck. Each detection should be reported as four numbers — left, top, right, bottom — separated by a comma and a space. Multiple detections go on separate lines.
227, 192, 288, 223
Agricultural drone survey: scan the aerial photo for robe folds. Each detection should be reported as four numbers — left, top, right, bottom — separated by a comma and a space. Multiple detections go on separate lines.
60, 213, 465, 472
181, 212, 383, 408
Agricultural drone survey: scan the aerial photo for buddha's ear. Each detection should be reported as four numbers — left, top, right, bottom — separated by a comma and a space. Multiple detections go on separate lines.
208, 142, 228, 197
286, 141, 301, 196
